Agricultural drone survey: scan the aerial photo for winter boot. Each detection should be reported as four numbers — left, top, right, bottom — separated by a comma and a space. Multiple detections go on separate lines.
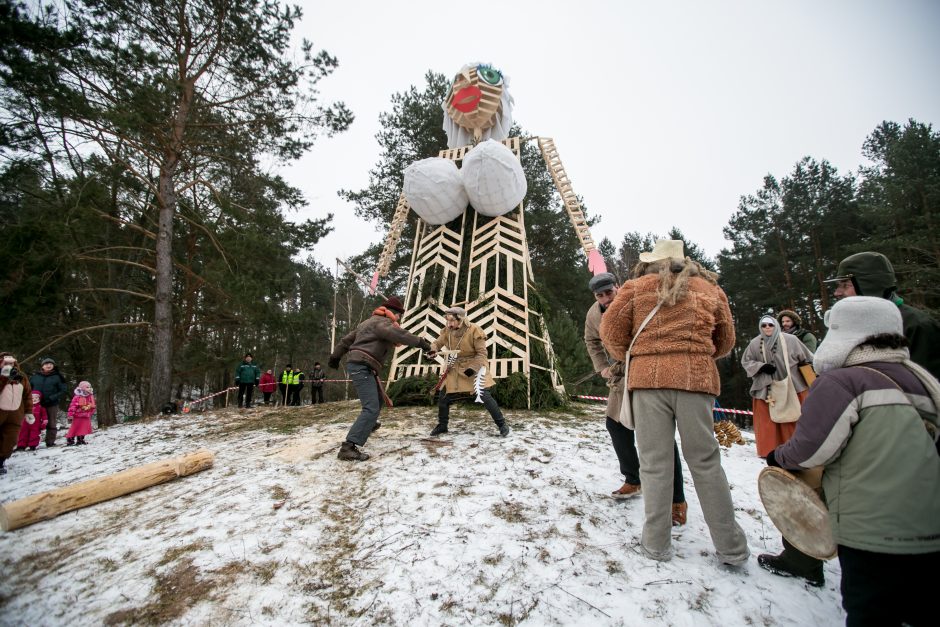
429, 424, 448, 436
28, 446, 37, 451
0, 458, 6, 474
671, 501, 688, 526
14, 446, 25, 452
498, 423, 510, 437
372, 422, 381, 433
66, 438, 75, 446
78, 436, 87, 445
757, 537, 825, 587
337, 441, 370, 461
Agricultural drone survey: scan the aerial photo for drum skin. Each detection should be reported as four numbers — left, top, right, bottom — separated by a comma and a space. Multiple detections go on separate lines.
758, 466, 838, 560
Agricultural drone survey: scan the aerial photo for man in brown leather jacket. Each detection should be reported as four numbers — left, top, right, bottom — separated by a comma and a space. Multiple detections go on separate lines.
329, 296, 431, 461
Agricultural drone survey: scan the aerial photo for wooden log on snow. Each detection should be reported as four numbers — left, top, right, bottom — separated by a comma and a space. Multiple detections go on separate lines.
0, 449, 214, 532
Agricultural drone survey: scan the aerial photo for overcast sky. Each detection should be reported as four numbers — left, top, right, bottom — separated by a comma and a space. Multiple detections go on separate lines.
281, 0, 940, 274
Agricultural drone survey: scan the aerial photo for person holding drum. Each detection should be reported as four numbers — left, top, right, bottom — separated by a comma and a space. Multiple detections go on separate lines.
741, 316, 814, 458
766, 296, 940, 626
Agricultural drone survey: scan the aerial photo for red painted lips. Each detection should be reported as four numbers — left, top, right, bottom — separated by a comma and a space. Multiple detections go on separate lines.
452, 85, 482, 113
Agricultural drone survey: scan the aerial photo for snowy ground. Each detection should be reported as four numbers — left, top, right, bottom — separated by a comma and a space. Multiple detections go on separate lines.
0, 402, 844, 626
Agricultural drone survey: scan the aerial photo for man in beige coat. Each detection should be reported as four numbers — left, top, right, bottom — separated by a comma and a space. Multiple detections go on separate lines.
429, 307, 509, 437
584, 273, 688, 523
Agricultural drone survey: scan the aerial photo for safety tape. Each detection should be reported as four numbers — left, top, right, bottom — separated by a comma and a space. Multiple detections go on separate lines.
572, 395, 754, 416
186, 380, 353, 408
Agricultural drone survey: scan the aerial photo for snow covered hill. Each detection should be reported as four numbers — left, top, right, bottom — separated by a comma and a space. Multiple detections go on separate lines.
0, 402, 844, 626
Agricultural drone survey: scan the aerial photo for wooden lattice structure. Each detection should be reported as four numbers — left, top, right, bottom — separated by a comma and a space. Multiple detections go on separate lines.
386, 136, 596, 404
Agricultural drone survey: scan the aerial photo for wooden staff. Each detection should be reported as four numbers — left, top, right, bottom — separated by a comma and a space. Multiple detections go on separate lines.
0, 449, 214, 532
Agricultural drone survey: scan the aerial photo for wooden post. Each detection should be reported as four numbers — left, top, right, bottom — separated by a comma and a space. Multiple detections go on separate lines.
0, 449, 214, 532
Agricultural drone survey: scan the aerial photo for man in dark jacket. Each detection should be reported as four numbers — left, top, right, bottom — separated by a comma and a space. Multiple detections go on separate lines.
310, 362, 326, 404
329, 296, 431, 461
28, 357, 67, 447
234, 353, 261, 409
776, 310, 817, 352
826, 251, 940, 378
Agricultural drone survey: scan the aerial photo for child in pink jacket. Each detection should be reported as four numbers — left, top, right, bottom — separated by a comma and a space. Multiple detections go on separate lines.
16, 390, 48, 451
66, 381, 95, 446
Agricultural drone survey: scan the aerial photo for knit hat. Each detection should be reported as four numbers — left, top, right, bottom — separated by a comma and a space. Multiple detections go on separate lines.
824, 252, 897, 298
776, 309, 802, 327
639, 240, 685, 263
382, 296, 406, 314
588, 272, 617, 294
813, 296, 903, 374
444, 306, 467, 319
41, 357, 55, 366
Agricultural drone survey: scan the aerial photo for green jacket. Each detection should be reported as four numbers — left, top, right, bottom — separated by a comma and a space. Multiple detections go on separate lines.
235, 361, 260, 384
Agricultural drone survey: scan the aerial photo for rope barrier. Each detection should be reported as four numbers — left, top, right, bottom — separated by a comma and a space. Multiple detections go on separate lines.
572, 395, 754, 416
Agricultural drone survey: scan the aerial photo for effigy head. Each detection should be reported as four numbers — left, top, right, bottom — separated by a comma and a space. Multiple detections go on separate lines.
443, 63, 514, 148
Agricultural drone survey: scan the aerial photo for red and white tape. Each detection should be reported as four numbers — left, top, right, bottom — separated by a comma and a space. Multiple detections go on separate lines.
573, 395, 753, 416
188, 386, 238, 407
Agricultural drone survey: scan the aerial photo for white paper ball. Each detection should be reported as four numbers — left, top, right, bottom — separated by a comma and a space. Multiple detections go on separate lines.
403, 158, 468, 225
461, 140, 527, 217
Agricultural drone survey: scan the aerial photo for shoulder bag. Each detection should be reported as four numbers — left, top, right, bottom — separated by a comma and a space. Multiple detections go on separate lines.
764, 331, 802, 423
618, 303, 662, 430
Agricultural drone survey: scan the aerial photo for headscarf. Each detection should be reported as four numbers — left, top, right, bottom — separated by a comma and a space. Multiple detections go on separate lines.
758, 316, 780, 358
74, 381, 94, 397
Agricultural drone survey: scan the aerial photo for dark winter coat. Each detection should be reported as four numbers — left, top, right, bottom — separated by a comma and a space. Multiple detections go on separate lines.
235, 361, 260, 384
28, 369, 67, 408
310, 367, 326, 388
331, 307, 431, 372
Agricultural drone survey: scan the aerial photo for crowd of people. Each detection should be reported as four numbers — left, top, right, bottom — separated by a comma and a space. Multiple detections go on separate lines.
232, 354, 332, 409
2, 243, 937, 625
0, 354, 99, 475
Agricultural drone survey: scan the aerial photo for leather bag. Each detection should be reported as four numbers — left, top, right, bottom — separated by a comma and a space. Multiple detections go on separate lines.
765, 331, 801, 423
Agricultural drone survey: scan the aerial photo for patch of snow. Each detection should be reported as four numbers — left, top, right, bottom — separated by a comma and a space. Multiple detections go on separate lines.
0, 403, 844, 625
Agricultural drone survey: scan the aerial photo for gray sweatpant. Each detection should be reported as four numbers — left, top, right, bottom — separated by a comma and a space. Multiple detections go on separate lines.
633, 388, 749, 565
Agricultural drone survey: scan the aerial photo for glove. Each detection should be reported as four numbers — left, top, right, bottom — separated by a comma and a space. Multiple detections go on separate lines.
464, 368, 476, 377
328, 357, 340, 369
418, 339, 432, 352
766, 449, 781, 468
758, 363, 776, 375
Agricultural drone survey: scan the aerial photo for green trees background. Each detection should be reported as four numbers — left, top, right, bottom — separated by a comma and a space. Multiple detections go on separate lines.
2, 2, 938, 419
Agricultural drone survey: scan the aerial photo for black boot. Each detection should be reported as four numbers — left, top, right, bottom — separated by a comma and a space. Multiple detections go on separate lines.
78, 436, 87, 445
758, 537, 825, 587
337, 441, 370, 461
66, 437, 75, 446
371, 422, 381, 433
497, 422, 510, 437
0, 458, 6, 475
429, 423, 448, 436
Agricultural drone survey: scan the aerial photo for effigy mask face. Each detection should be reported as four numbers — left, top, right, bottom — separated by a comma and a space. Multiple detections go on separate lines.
446, 64, 504, 133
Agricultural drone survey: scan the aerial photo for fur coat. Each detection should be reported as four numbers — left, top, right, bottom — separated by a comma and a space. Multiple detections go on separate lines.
599, 273, 735, 397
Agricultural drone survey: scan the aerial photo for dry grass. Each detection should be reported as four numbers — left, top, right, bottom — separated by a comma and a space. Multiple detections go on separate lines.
103, 558, 225, 626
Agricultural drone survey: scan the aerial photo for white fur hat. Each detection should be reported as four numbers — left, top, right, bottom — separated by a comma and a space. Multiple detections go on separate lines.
813, 296, 903, 373
639, 239, 685, 263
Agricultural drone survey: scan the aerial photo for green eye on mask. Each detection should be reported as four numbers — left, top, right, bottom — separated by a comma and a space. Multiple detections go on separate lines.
477, 65, 502, 86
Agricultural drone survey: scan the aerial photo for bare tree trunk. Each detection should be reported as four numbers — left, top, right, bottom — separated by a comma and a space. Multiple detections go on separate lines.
147, 172, 176, 415
97, 327, 117, 427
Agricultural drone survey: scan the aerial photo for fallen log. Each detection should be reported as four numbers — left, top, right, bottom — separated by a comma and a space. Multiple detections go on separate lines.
0, 449, 214, 532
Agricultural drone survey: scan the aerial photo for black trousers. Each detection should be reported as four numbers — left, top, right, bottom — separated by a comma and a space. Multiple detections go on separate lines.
288, 386, 303, 406
311, 386, 324, 404
262, 392, 273, 405
438, 389, 505, 427
278, 384, 288, 405
838, 544, 937, 627
606, 417, 685, 503
237, 383, 255, 408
